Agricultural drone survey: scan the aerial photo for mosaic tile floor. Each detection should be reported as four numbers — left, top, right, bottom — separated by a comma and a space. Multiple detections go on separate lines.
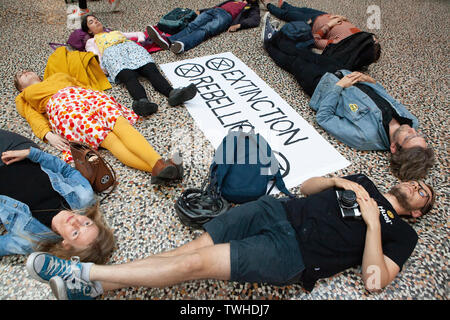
0, 0, 448, 300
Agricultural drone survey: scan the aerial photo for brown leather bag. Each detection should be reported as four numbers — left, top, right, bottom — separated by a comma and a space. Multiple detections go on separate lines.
69, 141, 116, 193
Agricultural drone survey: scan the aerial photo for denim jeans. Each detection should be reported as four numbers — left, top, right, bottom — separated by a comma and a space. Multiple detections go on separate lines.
168, 8, 232, 52
268, 1, 326, 24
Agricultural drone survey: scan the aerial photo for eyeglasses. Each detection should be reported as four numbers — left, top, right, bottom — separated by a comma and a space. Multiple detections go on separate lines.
410, 181, 431, 213
401, 132, 426, 147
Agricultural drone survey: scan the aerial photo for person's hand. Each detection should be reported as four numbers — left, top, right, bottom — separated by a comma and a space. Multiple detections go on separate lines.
228, 24, 241, 32
1, 149, 30, 165
45, 132, 70, 151
195, 10, 201, 15
327, 15, 347, 28
329, 15, 348, 22
336, 72, 363, 88
137, 33, 146, 43
359, 73, 376, 84
332, 177, 370, 202
357, 197, 381, 229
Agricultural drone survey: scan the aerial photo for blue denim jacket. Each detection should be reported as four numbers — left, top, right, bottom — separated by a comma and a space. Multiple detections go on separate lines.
309, 70, 419, 150
0, 147, 95, 256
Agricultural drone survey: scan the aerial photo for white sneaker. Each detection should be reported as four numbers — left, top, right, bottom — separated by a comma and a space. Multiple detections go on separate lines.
67, 13, 82, 30
107, 0, 120, 11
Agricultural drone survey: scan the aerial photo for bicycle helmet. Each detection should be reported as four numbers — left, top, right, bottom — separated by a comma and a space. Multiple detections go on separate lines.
175, 188, 231, 229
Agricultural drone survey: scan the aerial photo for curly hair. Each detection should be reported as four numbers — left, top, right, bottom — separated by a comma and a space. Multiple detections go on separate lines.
390, 144, 435, 181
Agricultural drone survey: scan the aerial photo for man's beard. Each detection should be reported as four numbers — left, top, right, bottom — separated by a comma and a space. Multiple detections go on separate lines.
387, 185, 414, 211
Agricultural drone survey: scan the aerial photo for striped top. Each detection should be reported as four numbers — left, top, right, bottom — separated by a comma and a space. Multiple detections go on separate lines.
312, 14, 361, 50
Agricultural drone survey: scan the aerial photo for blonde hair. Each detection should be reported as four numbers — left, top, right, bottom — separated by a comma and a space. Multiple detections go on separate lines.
13, 70, 42, 92
35, 203, 115, 264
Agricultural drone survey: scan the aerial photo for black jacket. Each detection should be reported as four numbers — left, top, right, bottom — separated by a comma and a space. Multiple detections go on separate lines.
200, 1, 261, 30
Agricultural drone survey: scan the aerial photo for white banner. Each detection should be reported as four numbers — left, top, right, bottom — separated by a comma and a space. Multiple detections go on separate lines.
160, 52, 350, 190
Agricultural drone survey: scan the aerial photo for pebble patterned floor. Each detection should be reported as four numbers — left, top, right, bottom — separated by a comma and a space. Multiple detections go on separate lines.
0, 0, 448, 300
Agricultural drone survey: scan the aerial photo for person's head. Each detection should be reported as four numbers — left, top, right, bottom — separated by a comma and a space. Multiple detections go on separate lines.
389, 125, 435, 180
372, 36, 381, 62
38, 203, 115, 264
387, 180, 436, 218
81, 14, 104, 36
13, 70, 42, 92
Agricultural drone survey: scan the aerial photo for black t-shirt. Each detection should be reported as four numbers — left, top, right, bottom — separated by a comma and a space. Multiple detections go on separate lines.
284, 174, 418, 291
0, 160, 68, 229
354, 83, 413, 139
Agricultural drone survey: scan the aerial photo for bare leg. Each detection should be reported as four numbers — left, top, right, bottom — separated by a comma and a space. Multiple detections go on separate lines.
98, 233, 219, 291
91, 242, 230, 288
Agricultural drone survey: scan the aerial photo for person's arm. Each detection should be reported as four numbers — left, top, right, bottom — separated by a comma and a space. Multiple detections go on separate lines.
358, 197, 400, 292
122, 31, 146, 42
300, 176, 370, 200
85, 38, 107, 75
1, 147, 95, 207
313, 73, 373, 150
313, 16, 342, 49
15, 94, 52, 141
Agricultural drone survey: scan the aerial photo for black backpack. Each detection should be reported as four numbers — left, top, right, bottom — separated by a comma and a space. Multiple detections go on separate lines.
157, 8, 198, 35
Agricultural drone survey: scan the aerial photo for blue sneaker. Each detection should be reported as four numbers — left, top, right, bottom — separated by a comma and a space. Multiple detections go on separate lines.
26, 252, 83, 283
50, 276, 101, 300
261, 12, 278, 48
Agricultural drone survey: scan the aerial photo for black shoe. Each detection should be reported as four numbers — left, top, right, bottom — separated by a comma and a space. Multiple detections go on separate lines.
132, 98, 158, 116
168, 83, 198, 106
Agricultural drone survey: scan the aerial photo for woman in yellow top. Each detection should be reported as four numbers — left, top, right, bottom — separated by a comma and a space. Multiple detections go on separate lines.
14, 71, 183, 185
82, 14, 197, 116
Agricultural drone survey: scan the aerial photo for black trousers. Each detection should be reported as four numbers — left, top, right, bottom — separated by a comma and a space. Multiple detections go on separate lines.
115, 63, 173, 101
78, 0, 87, 9
266, 31, 343, 96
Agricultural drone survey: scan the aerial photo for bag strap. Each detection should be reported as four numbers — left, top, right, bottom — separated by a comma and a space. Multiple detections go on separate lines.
49, 42, 69, 50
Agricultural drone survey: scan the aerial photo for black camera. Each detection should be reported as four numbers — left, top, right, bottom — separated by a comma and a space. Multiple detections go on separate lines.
336, 189, 361, 218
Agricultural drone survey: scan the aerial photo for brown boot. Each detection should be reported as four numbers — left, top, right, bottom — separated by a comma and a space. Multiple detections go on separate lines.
151, 158, 183, 184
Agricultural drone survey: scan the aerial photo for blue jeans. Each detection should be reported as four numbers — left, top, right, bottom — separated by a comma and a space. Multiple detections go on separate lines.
168, 8, 232, 52
268, 1, 326, 24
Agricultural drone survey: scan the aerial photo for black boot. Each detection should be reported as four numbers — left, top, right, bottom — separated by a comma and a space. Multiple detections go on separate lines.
168, 83, 198, 106
132, 98, 158, 116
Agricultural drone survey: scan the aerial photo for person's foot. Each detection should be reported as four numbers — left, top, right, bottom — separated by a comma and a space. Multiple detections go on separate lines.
67, 6, 90, 16
168, 83, 198, 106
169, 41, 184, 54
146, 25, 170, 50
151, 154, 183, 184
261, 12, 278, 48
50, 276, 101, 300
107, 0, 120, 11
26, 252, 84, 283
132, 98, 158, 117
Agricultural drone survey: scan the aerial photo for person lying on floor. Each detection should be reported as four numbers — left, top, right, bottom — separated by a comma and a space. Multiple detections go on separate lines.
0, 129, 114, 263
26, 173, 434, 299
146, 0, 260, 54
14, 70, 183, 184
262, 20, 435, 181
81, 14, 198, 116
